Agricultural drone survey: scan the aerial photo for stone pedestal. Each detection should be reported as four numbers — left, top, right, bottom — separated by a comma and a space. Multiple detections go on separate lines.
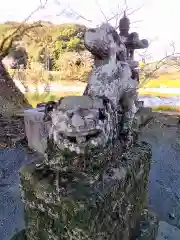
18, 107, 156, 239
20, 140, 152, 240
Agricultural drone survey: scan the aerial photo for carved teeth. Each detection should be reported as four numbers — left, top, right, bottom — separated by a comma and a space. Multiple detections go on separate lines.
71, 114, 85, 128
76, 136, 86, 144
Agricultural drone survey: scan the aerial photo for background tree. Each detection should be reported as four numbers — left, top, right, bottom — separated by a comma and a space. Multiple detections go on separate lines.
0, 0, 48, 116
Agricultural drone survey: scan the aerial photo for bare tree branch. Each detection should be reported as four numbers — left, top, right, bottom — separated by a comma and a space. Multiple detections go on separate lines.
127, 5, 144, 16
95, 0, 108, 21
21, 0, 48, 24
67, 5, 93, 23
139, 42, 180, 87
0, 23, 43, 58
131, 20, 143, 25
0, 0, 48, 58
54, 0, 93, 23
123, 0, 128, 13
107, 1, 143, 30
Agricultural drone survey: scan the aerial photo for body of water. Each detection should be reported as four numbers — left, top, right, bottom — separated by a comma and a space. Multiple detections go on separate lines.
139, 95, 180, 107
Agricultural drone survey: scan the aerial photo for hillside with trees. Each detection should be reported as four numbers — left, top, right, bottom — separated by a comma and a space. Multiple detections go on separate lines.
0, 21, 94, 86
1, 21, 89, 69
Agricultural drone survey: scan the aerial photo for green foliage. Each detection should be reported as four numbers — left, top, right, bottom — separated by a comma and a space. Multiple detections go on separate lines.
56, 23, 85, 40
1, 22, 92, 82
0, 24, 12, 37
151, 105, 180, 112
0, 22, 86, 70
53, 40, 67, 60
67, 37, 83, 51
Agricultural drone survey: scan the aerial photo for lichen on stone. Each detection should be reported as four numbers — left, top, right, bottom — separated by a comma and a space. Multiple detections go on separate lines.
20, 141, 152, 240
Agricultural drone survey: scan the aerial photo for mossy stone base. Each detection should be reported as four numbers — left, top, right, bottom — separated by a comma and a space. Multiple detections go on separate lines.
20, 141, 152, 240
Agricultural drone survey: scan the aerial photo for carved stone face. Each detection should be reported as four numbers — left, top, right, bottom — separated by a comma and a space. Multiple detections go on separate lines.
84, 23, 126, 61
49, 96, 111, 151
46, 23, 138, 153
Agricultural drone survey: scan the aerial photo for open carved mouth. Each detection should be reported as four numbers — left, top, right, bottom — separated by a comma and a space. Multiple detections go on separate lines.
45, 96, 112, 151
65, 129, 102, 144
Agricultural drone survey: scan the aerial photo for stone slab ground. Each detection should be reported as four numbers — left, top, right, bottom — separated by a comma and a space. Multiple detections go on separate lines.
156, 221, 180, 240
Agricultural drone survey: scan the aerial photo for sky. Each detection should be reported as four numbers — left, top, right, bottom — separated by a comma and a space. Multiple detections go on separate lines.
1, 0, 180, 61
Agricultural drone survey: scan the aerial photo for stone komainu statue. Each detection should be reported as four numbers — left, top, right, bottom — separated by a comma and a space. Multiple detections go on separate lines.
44, 23, 138, 153
20, 23, 154, 240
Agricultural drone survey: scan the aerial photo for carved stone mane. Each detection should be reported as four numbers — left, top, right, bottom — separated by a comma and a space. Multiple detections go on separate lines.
45, 23, 138, 153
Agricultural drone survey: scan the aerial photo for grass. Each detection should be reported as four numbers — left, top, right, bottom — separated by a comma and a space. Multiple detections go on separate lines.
142, 78, 180, 88
149, 81, 180, 88
138, 89, 180, 97
151, 105, 180, 112
140, 71, 180, 88
139, 72, 180, 97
